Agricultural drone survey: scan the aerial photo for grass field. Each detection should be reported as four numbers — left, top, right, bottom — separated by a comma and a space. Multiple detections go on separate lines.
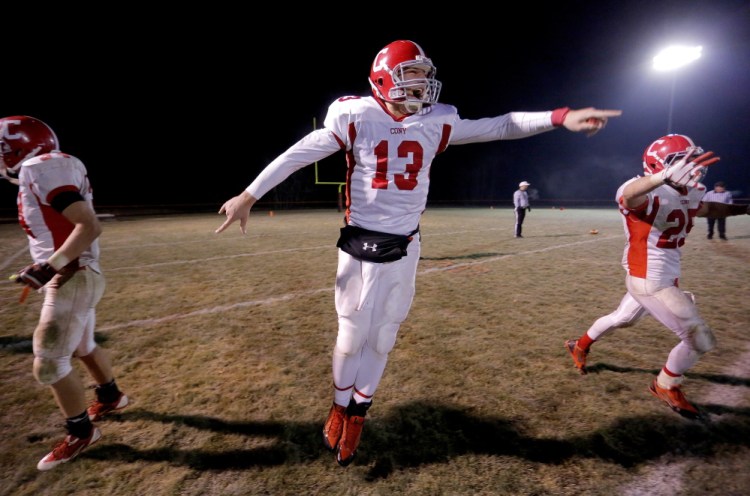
1, 207, 749, 496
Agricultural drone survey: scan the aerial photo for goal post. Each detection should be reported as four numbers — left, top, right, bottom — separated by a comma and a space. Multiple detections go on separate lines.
312, 117, 346, 212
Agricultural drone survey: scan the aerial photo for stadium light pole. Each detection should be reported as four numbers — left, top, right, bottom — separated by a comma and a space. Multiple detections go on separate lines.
652, 45, 702, 134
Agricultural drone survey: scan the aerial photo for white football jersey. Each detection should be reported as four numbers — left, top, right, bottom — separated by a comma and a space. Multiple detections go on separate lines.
247, 96, 557, 235
16, 152, 100, 270
616, 178, 705, 281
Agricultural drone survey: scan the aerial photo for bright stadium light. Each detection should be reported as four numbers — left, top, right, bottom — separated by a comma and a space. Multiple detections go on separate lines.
652, 45, 703, 133
652, 45, 702, 71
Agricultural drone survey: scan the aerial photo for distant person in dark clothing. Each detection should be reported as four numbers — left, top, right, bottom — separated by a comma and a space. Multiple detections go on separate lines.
513, 181, 531, 238
702, 181, 733, 240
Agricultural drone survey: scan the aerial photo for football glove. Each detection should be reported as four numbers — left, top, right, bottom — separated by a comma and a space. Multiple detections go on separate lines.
12, 262, 57, 290
657, 149, 720, 188
526, 206, 531, 212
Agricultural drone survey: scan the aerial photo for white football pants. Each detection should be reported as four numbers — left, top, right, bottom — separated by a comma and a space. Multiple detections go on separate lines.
33, 268, 105, 385
586, 275, 714, 377
331, 234, 421, 406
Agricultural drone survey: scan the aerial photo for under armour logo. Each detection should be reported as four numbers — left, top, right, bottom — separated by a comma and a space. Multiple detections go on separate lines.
362, 243, 378, 252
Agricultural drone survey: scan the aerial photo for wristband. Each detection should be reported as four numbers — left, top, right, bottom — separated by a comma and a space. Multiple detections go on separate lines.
46, 253, 71, 272
551, 107, 570, 127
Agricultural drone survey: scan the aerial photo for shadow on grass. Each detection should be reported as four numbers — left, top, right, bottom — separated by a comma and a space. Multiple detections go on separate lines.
0, 332, 111, 354
0, 335, 33, 353
587, 362, 750, 387
83, 400, 750, 479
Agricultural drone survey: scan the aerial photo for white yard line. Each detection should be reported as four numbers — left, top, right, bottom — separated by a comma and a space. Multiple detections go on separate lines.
420, 236, 614, 274
107, 245, 331, 271
97, 288, 332, 332
0, 246, 29, 272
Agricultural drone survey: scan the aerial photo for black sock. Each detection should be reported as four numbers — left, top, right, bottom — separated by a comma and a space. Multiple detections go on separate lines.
95, 379, 121, 403
347, 398, 372, 417
66, 411, 93, 439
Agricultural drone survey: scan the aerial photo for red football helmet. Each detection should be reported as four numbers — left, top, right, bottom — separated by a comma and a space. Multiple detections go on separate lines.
642, 134, 702, 176
369, 40, 442, 114
0, 115, 59, 175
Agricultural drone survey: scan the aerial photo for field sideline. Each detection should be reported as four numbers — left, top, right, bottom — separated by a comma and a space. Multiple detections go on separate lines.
1, 207, 749, 496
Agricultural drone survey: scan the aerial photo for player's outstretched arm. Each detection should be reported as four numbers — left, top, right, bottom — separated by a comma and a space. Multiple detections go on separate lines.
563, 107, 623, 136
216, 191, 257, 235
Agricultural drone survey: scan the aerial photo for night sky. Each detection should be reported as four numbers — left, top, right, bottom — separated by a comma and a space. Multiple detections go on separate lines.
2, 1, 749, 212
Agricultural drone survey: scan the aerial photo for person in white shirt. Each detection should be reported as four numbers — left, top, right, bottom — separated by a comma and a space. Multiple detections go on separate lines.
565, 134, 749, 420
513, 181, 531, 238
1, 115, 129, 471
216, 40, 622, 466
702, 181, 734, 240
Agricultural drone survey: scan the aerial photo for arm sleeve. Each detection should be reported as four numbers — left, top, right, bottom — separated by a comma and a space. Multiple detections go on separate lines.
246, 128, 342, 200
50, 189, 85, 212
449, 111, 555, 145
